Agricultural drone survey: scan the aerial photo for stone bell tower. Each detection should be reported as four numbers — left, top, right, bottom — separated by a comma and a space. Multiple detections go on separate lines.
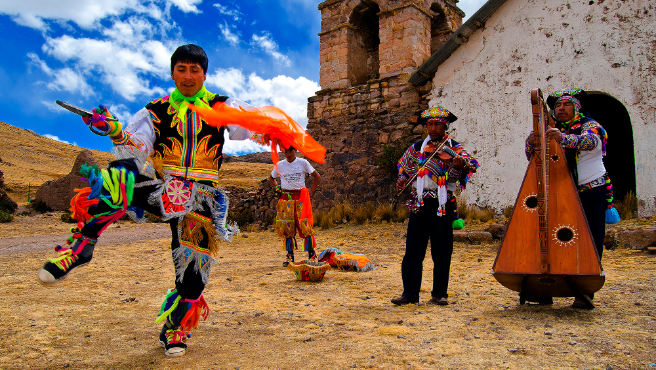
307, 0, 464, 208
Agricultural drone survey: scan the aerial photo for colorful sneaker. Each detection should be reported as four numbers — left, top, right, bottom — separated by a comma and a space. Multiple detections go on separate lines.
38, 246, 92, 284
159, 325, 187, 357
282, 253, 294, 267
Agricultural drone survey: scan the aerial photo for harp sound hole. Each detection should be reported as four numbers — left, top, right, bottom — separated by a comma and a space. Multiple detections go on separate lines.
552, 155, 559, 161
525, 196, 538, 209
556, 228, 574, 242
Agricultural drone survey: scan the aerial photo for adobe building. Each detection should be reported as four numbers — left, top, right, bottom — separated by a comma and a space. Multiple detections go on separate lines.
408, 0, 656, 216
307, 0, 464, 209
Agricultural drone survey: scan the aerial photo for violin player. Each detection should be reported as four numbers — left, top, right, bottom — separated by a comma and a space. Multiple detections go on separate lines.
391, 107, 479, 306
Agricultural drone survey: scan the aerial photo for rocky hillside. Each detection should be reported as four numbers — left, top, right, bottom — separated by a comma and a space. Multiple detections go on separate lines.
0, 121, 271, 205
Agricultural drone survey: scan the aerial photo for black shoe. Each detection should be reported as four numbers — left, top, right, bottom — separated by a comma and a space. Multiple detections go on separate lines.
38, 247, 92, 284
427, 297, 449, 305
391, 296, 417, 305
283, 253, 294, 267
159, 325, 187, 357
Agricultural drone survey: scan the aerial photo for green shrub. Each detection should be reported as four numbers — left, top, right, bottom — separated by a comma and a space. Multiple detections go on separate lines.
227, 208, 253, 227
0, 210, 13, 223
32, 201, 52, 214
60, 211, 77, 223
0, 199, 17, 214
376, 144, 408, 177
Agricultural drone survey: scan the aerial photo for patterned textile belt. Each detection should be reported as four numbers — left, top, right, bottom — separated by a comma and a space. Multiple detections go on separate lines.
578, 174, 607, 193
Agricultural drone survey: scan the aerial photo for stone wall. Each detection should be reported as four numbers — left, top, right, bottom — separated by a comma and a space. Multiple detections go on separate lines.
318, 0, 463, 89
424, 0, 656, 215
306, 74, 433, 209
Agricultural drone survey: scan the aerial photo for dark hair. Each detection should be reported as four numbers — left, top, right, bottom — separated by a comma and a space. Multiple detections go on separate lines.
171, 44, 208, 74
284, 146, 296, 152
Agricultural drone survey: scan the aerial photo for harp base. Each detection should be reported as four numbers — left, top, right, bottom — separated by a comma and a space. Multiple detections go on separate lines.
493, 272, 605, 304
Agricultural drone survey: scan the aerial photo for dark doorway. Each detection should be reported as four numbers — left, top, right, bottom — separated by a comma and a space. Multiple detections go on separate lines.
584, 92, 636, 203
430, 3, 452, 53
348, 1, 380, 86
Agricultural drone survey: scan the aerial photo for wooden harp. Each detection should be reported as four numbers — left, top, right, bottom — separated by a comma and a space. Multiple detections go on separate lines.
491, 88, 604, 307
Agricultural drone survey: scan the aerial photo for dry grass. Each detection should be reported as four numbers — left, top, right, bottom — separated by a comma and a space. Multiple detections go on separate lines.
615, 191, 638, 220
314, 201, 409, 229
457, 198, 497, 224
0, 121, 271, 205
1, 218, 655, 369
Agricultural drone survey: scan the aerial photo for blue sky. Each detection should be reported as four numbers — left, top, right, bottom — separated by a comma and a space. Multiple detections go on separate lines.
0, 0, 485, 155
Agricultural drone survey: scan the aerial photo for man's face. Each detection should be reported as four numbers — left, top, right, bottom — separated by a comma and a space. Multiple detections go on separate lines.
554, 100, 575, 123
284, 148, 296, 162
427, 121, 447, 141
171, 61, 206, 97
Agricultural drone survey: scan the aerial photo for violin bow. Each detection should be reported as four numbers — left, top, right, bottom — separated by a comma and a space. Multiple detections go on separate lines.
391, 136, 449, 201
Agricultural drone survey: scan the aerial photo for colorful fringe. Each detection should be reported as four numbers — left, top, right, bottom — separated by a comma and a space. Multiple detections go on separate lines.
303, 235, 316, 252
48, 236, 97, 271
285, 237, 297, 253
156, 288, 209, 338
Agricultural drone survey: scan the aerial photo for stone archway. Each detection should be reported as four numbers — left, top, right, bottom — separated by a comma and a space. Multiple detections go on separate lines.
430, 3, 451, 53
348, 0, 380, 86
584, 92, 636, 203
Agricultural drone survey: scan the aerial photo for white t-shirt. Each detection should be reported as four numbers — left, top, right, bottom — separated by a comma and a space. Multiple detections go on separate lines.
271, 158, 316, 190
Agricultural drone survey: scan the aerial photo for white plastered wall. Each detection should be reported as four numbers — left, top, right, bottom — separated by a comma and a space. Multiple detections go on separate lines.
429, 0, 656, 215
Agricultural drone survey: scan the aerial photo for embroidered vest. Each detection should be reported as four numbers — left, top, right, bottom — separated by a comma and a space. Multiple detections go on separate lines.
147, 94, 228, 183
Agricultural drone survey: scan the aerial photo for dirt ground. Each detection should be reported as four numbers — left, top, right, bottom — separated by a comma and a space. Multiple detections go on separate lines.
1, 215, 655, 370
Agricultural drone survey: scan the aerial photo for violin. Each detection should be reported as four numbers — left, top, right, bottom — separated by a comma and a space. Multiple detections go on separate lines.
424, 140, 477, 173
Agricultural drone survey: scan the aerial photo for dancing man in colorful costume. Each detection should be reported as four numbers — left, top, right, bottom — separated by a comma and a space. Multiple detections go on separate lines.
38, 44, 267, 357
525, 88, 619, 308
391, 107, 479, 306
267, 146, 321, 266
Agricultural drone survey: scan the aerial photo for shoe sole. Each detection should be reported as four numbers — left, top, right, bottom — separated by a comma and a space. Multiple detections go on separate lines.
160, 340, 186, 357
37, 261, 91, 285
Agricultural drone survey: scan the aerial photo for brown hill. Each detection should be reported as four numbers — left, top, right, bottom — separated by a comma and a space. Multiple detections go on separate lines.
0, 121, 271, 205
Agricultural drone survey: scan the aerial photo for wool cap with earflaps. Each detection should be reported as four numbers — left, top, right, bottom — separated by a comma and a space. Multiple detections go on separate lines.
546, 88, 589, 111
417, 106, 458, 128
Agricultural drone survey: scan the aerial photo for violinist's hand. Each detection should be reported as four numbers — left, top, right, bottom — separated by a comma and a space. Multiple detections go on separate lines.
453, 156, 466, 169
545, 127, 562, 143
397, 178, 407, 191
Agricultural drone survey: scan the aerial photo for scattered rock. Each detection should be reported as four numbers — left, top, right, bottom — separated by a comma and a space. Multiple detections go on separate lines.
485, 224, 507, 239
544, 331, 552, 335
453, 231, 493, 244
33, 149, 100, 211
397, 335, 406, 339
615, 228, 656, 250
569, 341, 577, 345
303, 337, 314, 342
508, 348, 518, 353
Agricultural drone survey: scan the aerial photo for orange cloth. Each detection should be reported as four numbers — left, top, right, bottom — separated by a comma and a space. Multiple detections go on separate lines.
300, 188, 313, 227
188, 102, 326, 165
339, 254, 373, 270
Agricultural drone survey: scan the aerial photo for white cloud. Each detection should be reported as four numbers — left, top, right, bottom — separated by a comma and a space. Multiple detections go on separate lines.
29, 53, 94, 96
0, 0, 199, 30
213, 3, 241, 21
106, 103, 133, 122
205, 68, 320, 128
219, 23, 240, 46
222, 131, 268, 156
43, 134, 77, 146
205, 68, 320, 155
41, 35, 170, 101
40, 100, 64, 113
251, 32, 291, 67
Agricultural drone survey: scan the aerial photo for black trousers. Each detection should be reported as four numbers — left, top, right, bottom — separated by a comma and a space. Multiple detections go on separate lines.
401, 198, 454, 301
81, 162, 205, 300
579, 185, 606, 260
